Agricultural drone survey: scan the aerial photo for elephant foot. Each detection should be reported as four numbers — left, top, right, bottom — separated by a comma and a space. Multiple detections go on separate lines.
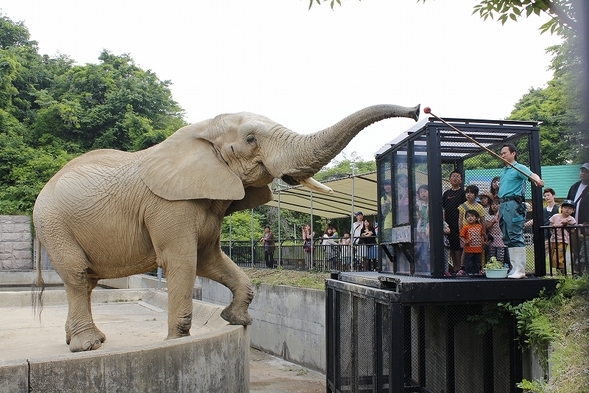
66, 324, 105, 345
68, 328, 106, 352
221, 305, 253, 326
165, 331, 191, 341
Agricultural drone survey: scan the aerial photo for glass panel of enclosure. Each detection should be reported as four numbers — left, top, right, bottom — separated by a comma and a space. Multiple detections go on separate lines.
412, 140, 430, 275
393, 148, 412, 274
378, 153, 394, 272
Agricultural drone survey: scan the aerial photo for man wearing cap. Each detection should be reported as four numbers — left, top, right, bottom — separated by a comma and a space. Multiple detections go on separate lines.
498, 143, 544, 279
566, 163, 589, 226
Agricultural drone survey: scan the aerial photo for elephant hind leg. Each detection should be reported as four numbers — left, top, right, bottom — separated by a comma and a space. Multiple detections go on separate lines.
47, 243, 105, 352
65, 277, 106, 350
63, 278, 106, 352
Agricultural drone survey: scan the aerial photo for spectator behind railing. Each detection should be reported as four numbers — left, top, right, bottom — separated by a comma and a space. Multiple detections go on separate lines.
339, 232, 352, 271
221, 235, 381, 273
567, 164, 589, 265
544, 224, 588, 276
260, 226, 276, 269
302, 224, 315, 269
322, 226, 339, 270
360, 219, 377, 271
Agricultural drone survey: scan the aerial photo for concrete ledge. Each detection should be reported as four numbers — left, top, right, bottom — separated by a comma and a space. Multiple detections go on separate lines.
27, 324, 249, 393
0, 359, 28, 393
0, 270, 203, 300
0, 288, 249, 393
0, 270, 62, 286
0, 287, 148, 308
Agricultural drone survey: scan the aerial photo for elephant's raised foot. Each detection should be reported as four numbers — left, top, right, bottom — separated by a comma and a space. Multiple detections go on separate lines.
69, 328, 106, 352
221, 306, 253, 326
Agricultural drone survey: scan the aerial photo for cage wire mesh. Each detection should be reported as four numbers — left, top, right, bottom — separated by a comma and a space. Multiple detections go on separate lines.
327, 282, 519, 393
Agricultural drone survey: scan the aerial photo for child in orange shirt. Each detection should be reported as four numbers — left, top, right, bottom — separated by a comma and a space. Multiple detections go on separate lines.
460, 210, 487, 276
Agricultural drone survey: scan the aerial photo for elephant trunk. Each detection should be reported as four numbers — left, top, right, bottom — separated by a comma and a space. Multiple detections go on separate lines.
275, 104, 419, 186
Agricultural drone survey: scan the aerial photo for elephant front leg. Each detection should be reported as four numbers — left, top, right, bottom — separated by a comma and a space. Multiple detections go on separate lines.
198, 252, 254, 326
163, 256, 197, 340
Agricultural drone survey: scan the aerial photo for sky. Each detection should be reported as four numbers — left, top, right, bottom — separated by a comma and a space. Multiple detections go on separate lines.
2, 0, 561, 162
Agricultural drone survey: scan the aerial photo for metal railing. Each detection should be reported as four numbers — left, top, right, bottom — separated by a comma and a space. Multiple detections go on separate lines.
221, 238, 378, 272
542, 225, 589, 276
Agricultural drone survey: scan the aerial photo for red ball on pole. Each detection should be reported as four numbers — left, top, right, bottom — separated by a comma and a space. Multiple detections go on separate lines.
423, 107, 431, 114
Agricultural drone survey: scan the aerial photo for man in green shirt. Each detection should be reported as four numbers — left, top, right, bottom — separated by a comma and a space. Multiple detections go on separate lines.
498, 143, 544, 279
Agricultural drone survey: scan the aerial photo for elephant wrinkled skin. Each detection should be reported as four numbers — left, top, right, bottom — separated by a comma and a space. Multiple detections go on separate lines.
33, 104, 419, 352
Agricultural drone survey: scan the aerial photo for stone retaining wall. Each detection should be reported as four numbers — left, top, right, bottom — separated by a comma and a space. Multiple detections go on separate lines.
0, 216, 32, 270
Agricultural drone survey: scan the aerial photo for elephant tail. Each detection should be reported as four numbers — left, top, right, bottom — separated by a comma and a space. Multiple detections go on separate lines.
31, 236, 45, 321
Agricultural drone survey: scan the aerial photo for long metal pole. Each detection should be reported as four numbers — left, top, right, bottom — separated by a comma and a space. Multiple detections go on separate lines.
277, 182, 282, 267
251, 209, 255, 267
424, 107, 538, 183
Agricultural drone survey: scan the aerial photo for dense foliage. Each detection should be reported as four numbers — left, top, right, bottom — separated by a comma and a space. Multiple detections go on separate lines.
0, 13, 185, 214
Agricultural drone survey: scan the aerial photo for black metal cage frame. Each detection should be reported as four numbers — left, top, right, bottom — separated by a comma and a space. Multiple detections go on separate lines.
376, 117, 545, 278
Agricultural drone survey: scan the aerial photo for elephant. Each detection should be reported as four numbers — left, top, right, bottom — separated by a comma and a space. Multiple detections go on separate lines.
32, 104, 419, 352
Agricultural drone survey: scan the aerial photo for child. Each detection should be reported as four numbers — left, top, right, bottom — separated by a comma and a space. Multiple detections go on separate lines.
460, 210, 487, 276
415, 184, 430, 273
486, 199, 507, 267
458, 185, 487, 231
416, 185, 430, 237
339, 232, 352, 271
549, 199, 577, 274
479, 191, 493, 266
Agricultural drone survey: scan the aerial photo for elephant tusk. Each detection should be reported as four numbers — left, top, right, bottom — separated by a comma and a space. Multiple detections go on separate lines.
299, 177, 334, 194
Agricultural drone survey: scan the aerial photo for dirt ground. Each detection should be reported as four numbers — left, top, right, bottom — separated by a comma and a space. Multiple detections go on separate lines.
0, 300, 326, 392
249, 348, 325, 393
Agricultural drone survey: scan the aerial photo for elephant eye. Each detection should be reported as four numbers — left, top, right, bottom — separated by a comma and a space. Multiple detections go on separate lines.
246, 135, 256, 144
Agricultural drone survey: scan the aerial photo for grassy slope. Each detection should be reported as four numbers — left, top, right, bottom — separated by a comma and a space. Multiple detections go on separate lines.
542, 277, 589, 393
243, 268, 330, 290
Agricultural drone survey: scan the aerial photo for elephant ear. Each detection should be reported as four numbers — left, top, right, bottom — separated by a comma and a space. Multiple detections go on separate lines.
225, 186, 274, 216
138, 135, 245, 201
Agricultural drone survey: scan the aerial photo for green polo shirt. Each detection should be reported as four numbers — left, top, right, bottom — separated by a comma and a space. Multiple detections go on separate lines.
498, 162, 532, 198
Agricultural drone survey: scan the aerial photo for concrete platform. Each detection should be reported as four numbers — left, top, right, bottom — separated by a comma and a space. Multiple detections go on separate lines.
0, 289, 249, 393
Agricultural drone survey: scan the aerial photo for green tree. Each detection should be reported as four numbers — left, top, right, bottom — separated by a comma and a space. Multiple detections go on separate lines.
508, 81, 579, 165
0, 13, 188, 214
221, 210, 265, 241
314, 154, 376, 182
508, 27, 586, 164
30, 50, 185, 153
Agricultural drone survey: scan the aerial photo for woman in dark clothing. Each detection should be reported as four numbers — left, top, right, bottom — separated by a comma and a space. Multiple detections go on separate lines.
361, 220, 377, 271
